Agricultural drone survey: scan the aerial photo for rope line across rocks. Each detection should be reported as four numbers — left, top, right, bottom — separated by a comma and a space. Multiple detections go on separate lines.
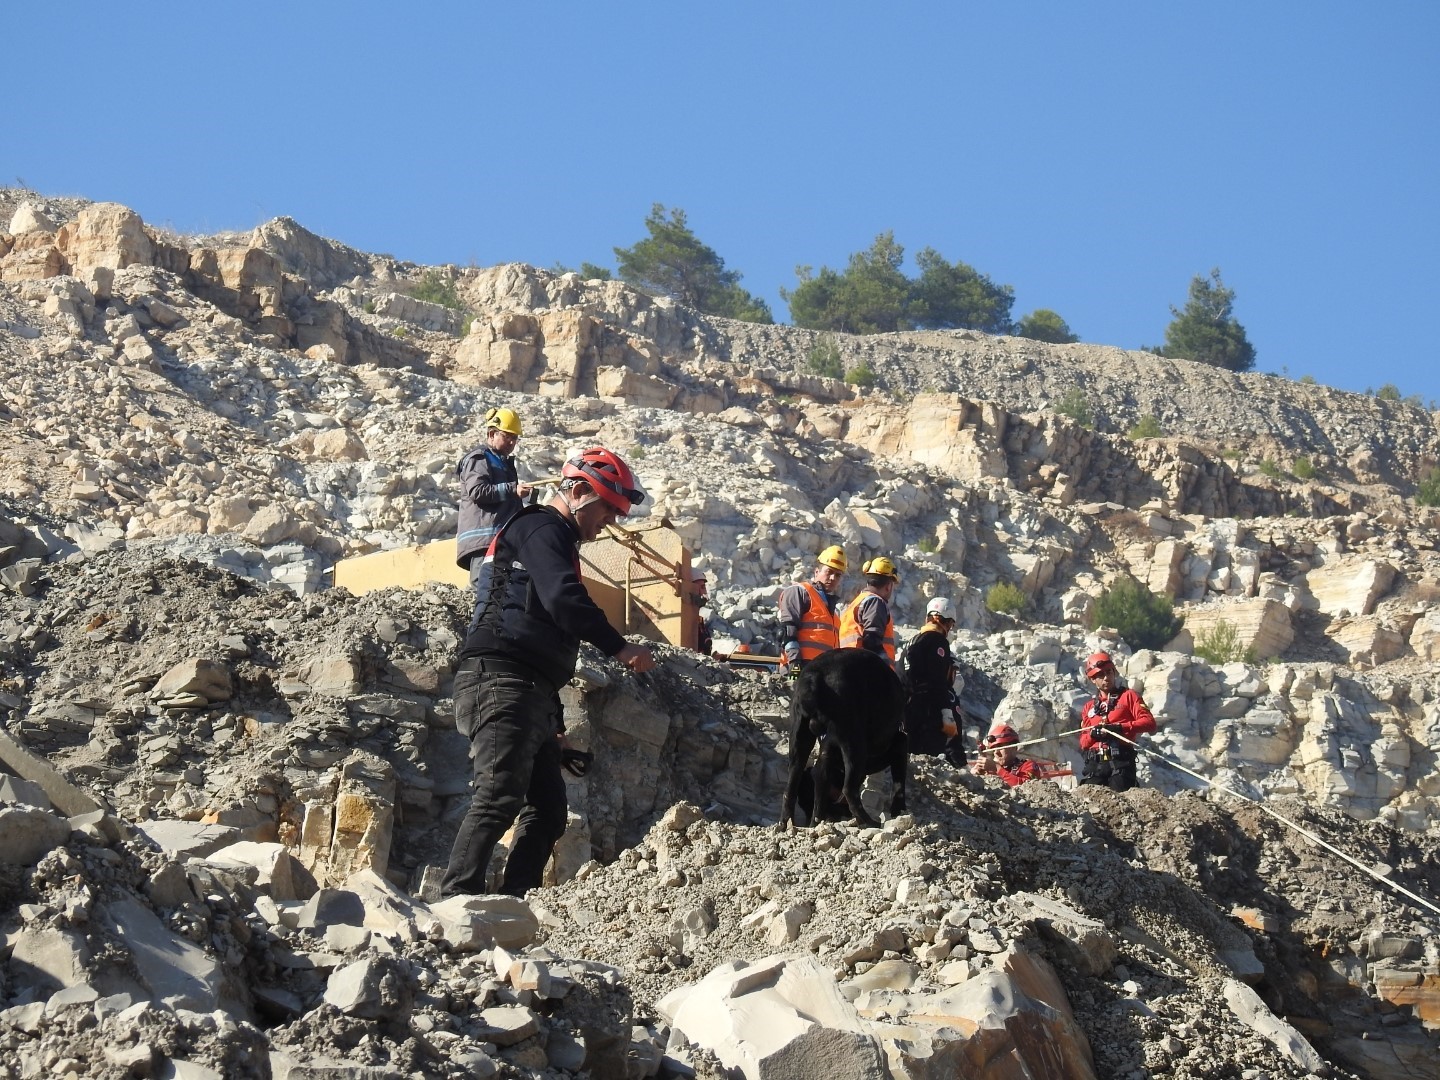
991, 724, 1439, 918
1096, 729, 1440, 921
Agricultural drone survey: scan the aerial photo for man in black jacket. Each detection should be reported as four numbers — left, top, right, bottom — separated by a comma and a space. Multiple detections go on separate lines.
441, 447, 655, 898
901, 597, 966, 765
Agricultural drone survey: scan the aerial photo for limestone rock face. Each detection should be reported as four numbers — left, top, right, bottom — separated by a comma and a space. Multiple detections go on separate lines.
858, 394, 1009, 482
309, 428, 368, 462
251, 215, 376, 289
1330, 616, 1407, 668
1407, 608, 1440, 661
1369, 963, 1440, 1028
881, 949, 1097, 1080
0, 230, 64, 282
1302, 556, 1395, 617
658, 953, 888, 1080
371, 291, 461, 334
1006, 893, 1116, 977
55, 203, 155, 276
0, 806, 71, 866
1222, 979, 1328, 1074
596, 364, 680, 408
154, 659, 233, 703
242, 504, 306, 546
100, 897, 249, 1017
1176, 598, 1295, 660
193, 244, 287, 325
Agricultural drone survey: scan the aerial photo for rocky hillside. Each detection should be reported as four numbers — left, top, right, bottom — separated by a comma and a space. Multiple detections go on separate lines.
0, 190, 1436, 1078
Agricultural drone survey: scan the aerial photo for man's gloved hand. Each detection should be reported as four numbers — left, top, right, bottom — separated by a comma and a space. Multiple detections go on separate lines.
561, 748, 595, 777
1089, 724, 1114, 743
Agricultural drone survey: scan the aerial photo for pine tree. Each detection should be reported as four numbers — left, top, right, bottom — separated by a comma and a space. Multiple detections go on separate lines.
614, 205, 772, 323
1162, 268, 1256, 372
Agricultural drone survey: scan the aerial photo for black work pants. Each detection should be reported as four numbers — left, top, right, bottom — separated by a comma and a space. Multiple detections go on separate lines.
441, 668, 568, 898
1080, 750, 1138, 792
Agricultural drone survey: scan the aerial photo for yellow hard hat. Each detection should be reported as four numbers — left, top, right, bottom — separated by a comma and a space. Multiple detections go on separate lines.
817, 545, 847, 572
484, 407, 522, 437
863, 556, 898, 580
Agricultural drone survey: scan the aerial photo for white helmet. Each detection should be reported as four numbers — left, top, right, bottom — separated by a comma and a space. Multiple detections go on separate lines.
926, 597, 955, 620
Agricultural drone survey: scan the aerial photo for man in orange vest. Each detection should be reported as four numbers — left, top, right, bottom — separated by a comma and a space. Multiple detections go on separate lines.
839, 556, 899, 668
777, 545, 847, 677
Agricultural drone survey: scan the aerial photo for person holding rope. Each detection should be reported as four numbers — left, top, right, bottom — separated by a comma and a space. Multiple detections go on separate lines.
972, 724, 1045, 786
1077, 651, 1155, 792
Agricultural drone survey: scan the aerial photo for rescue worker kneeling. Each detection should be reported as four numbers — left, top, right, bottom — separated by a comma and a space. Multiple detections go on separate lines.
970, 724, 1046, 787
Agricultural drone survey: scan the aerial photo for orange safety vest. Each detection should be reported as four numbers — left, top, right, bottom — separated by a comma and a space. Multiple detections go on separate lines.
839, 592, 896, 666
786, 581, 839, 665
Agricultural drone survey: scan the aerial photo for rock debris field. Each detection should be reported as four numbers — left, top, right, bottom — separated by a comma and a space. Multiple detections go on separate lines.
0, 550, 1433, 1079
0, 192, 1437, 1078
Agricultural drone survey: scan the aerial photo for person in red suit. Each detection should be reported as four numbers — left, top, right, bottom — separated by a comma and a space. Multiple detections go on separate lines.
1077, 651, 1156, 792
971, 724, 1046, 787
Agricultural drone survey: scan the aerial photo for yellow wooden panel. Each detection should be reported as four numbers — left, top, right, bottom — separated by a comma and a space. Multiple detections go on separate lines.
333, 539, 470, 596
330, 524, 698, 650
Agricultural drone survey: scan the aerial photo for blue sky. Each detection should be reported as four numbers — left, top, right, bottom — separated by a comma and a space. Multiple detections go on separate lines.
8, 2, 1438, 403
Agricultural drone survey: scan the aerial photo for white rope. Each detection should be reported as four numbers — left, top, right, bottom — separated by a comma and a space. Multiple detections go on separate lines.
1092, 729, 1440, 920
1003, 725, 1085, 751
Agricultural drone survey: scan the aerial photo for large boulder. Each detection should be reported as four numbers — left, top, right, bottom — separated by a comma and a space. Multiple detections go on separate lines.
1300, 556, 1395, 617
658, 953, 887, 1080
7, 202, 56, 235
1174, 597, 1294, 661
0, 806, 71, 866
55, 203, 155, 276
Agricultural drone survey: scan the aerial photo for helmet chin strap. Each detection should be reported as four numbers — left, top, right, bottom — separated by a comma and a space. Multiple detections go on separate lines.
561, 484, 603, 517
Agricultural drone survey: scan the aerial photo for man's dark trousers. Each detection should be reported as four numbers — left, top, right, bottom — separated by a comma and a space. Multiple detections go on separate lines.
441, 668, 568, 897
1080, 750, 1138, 792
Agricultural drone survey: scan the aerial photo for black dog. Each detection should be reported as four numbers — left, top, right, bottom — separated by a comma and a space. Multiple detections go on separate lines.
779, 648, 909, 829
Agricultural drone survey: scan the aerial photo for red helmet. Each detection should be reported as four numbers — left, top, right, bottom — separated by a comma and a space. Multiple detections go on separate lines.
561, 447, 645, 516
984, 724, 1020, 749
1085, 651, 1115, 678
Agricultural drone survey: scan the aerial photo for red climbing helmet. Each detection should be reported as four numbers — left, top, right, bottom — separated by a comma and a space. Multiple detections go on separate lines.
984, 724, 1020, 749
1085, 651, 1115, 678
561, 447, 645, 516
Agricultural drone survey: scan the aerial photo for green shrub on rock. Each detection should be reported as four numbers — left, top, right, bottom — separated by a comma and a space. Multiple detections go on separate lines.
986, 581, 1027, 615
1417, 470, 1440, 507
1090, 575, 1182, 651
1128, 415, 1163, 439
1193, 620, 1256, 665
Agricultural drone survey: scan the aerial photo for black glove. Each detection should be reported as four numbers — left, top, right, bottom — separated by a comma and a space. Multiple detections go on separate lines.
1089, 724, 1115, 744
561, 748, 594, 777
